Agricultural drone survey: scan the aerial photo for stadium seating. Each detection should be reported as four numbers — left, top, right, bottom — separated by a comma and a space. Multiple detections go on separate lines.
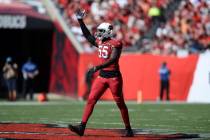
53, 0, 209, 56
53, 0, 171, 52
152, 0, 210, 56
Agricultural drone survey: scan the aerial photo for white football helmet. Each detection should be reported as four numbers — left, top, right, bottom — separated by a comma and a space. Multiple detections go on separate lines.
95, 22, 113, 40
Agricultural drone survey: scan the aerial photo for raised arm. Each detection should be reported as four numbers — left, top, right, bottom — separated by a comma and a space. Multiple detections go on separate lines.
76, 10, 97, 47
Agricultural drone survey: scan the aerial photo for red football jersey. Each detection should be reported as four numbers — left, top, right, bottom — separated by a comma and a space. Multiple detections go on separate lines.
96, 39, 122, 71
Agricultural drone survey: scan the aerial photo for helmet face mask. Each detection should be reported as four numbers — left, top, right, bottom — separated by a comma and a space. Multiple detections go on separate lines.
96, 29, 106, 38
95, 23, 113, 40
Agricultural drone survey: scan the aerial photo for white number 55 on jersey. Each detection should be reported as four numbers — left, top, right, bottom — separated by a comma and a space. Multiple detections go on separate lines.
98, 45, 109, 59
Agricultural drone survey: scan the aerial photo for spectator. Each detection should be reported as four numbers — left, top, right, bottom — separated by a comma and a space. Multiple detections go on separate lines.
55, 0, 171, 53
2, 57, 18, 101
22, 58, 39, 100
158, 62, 171, 101
148, 2, 162, 24
55, 0, 210, 55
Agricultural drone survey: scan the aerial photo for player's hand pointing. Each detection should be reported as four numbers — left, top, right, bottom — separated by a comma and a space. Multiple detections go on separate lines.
75, 9, 86, 20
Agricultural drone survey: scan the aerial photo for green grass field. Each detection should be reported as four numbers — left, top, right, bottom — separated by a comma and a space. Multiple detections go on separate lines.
0, 99, 210, 136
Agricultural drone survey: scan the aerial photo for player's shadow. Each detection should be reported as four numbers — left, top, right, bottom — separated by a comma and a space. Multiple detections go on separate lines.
131, 129, 200, 139
78, 129, 200, 139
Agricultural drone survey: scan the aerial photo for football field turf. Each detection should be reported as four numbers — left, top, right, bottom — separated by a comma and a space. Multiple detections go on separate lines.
0, 99, 210, 139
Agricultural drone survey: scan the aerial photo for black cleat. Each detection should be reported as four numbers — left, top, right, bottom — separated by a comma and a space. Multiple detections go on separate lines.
68, 124, 85, 136
124, 128, 134, 137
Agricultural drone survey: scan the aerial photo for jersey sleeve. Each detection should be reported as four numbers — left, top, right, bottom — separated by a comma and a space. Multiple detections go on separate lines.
111, 40, 122, 48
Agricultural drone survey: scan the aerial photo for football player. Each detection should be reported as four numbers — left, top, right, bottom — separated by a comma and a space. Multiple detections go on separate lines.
68, 9, 134, 137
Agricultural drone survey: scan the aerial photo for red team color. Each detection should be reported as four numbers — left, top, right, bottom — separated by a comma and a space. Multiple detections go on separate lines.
82, 39, 131, 129
96, 39, 122, 71
68, 9, 133, 137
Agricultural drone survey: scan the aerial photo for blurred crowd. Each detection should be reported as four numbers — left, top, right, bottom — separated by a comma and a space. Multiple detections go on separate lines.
54, 0, 170, 52
54, 0, 210, 56
151, 0, 210, 56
